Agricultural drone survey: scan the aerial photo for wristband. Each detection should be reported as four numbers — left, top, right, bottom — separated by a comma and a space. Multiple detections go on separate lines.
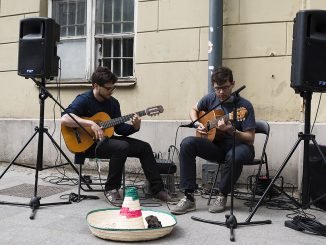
193, 121, 200, 128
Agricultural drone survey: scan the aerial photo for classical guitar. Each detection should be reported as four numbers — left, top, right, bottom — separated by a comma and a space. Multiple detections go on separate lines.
196, 107, 248, 142
61, 105, 164, 153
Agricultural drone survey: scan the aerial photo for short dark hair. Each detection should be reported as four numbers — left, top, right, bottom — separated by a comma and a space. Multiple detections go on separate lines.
211, 66, 233, 86
91, 66, 117, 86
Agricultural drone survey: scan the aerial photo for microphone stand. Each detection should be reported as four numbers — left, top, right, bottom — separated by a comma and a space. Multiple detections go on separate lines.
191, 86, 271, 242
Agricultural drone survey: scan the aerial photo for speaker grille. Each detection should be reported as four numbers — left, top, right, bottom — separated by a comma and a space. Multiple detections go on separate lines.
18, 39, 45, 77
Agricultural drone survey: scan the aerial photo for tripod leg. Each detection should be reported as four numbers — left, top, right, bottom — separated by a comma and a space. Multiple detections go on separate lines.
44, 130, 81, 175
225, 214, 237, 241
311, 138, 326, 167
0, 130, 38, 179
43, 130, 99, 201
246, 137, 302, 222
29, 196, 41, 220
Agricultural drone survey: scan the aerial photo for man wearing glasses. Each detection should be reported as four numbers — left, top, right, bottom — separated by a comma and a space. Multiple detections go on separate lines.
61, 66, 172, 205
171, 66, 256, 214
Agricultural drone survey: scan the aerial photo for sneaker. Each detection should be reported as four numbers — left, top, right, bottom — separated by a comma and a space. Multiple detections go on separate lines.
208, 194, 227, 213
170, 196, 196, 215
153, 190, 175, 203
104, 189, 122, 206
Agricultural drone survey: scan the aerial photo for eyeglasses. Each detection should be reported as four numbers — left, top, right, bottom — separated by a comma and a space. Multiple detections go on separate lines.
213, 85, 232, 92
101, 85, 116, 92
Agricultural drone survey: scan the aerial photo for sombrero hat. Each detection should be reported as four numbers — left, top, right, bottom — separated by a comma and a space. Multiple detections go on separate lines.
86, 187, 177, 242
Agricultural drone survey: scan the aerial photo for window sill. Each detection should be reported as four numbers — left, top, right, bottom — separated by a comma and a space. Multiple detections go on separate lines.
43, 78, 137, 88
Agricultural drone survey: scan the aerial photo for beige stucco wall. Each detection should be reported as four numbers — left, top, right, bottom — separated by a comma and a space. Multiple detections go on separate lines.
1, 0, 326, 188
0, 0, 326, 121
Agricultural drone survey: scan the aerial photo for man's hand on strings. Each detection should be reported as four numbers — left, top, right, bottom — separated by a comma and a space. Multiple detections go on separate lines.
217, 118, 233, 134
131, 113, 141, 130
90, 121, 104, 140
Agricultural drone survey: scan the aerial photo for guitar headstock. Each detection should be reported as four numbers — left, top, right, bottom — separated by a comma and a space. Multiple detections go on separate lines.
145, 105, 164, 116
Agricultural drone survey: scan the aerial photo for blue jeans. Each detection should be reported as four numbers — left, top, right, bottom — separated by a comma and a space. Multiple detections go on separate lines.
179, 136, 254, 194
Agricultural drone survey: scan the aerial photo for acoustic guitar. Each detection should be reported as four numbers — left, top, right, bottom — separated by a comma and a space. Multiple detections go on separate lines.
196, 107, 248, 142
61, 105, 164, 153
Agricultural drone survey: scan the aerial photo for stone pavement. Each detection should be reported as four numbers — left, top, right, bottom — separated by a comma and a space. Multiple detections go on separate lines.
0, 163, 325, 245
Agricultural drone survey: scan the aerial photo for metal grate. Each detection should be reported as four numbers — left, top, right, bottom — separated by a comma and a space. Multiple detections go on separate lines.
0, 183, 70, 198
144, 174, 176, 195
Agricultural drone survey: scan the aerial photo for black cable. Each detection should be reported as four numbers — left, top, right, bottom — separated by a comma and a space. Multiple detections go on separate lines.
285, 215, 326, 236
310, 92, 322, 133
60, 192, 99, 202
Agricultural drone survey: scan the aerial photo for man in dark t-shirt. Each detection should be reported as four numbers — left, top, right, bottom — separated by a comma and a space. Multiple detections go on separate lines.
61, 67, 172, 206
171, 66, 255, 215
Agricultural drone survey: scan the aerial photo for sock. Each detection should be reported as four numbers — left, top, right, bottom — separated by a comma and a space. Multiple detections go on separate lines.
185, 189, 195, 202
217, 189, 227, 197
218, 192, 227, 197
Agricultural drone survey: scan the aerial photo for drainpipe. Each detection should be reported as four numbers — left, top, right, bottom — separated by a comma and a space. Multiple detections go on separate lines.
208, 0, 223, 92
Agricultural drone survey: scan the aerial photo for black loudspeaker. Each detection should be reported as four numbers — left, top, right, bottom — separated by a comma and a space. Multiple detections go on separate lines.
18, 17, 60, 78
291, 10, 326, 93
309, 144, 326, 211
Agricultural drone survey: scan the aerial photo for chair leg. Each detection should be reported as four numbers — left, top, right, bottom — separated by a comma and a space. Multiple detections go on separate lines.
207, 164, 221, 205
78, 164, 82, 202
264, 153, 270, 178
249, 162, 264, 212
122, 166, 126, 198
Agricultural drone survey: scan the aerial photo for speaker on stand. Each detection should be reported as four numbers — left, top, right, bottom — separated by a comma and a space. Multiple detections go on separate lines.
0, 17, 83, 220
291, 10, 326, 93
18, 17, 60, 78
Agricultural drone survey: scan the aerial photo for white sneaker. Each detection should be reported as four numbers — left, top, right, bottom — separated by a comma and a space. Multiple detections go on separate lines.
208, 194, 227, 213
170, 196, 196, 215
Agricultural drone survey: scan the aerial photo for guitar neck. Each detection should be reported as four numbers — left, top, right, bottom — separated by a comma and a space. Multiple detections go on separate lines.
100, 110, 146, 129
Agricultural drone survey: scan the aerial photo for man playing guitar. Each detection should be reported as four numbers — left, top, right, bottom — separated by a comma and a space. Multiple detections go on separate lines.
171, 66, 256, 214
61, 66, 172, 205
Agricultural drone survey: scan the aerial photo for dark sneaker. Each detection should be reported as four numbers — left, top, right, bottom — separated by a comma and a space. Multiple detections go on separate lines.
208, 194, 227, 213
170, 196, 196, 215
104, 189, 122, 206
152, 190, 175, 203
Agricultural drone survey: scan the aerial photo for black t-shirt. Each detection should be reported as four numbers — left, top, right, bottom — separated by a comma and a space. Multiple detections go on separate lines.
63, 90, 138, 136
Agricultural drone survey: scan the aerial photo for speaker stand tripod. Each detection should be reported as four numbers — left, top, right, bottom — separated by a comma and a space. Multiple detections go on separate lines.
0, 77, 83, 219
246, 91, 326, 223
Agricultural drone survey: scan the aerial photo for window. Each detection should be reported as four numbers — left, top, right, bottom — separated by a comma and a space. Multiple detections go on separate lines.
52, 0, 87, 37
95, 0, 134, 78
50, 0, 135, 84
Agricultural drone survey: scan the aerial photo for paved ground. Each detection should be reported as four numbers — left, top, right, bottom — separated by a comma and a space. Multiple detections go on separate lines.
0, 163, 326, 245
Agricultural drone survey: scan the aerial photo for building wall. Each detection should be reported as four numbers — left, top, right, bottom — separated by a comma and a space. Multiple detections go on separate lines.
1, 0, 326, 188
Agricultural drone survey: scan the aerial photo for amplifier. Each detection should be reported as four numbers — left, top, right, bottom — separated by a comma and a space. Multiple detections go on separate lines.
155, 158, 177, 174
144, 174, 176, 195
202, 162, 220, 190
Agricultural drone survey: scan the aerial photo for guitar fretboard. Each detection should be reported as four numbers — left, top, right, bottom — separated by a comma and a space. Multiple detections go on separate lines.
99, 110, 146, 129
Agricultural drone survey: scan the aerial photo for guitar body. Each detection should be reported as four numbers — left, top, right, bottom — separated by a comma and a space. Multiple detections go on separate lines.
196, 110, 225, 142
61, 112, 114, 153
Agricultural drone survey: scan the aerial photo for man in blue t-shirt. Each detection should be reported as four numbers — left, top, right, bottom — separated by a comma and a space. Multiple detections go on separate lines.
61, 67, 172, 206
171, 66, 255, 214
